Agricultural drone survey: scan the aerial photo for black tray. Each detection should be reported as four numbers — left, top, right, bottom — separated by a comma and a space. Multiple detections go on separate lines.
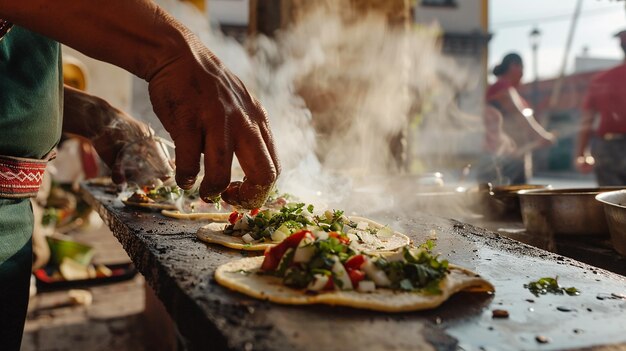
34, 262, 138, 291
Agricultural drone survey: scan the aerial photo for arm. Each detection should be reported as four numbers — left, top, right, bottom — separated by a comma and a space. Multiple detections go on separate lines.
502, 87, 555, 145
0, 1, 280, 208
62, 85, 172, 184
574, 109, 595, 173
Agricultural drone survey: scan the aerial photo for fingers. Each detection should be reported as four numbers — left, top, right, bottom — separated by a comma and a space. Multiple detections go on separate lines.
221, 119, 277, 208
111, 153, 126, 184
199, 123, 234, 202
255, 103, 281, 177
173, 134, 202, 190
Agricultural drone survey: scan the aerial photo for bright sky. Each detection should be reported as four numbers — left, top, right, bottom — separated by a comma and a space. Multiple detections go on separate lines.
489, 0, 626, 83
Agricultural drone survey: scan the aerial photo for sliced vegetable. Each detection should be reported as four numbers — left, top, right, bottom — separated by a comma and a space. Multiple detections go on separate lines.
307, 274, 329, 291
261, 230, 310, 271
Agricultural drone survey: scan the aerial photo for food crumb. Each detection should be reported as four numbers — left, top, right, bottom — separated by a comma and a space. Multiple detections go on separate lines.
492, 309, 509, 319
536, 335, 550, 344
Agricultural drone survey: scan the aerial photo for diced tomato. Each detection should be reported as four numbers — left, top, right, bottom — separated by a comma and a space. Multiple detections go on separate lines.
324, 276, 334, 290
347, 269, 365, 287
228, 211, 244, 225
344, 255, 366, 270
328, 231, 350, 244
250, 208, 260, 216
261, 230, 310, 271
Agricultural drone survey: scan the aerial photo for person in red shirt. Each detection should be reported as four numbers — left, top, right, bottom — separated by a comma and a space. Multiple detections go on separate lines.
478, 53, 555, 185
576, 30, 626, 185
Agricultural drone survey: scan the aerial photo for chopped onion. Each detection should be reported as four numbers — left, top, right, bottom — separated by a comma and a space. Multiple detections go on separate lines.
233, 214, 251, 231
376, 226, 394, 239
324, 210, 334, 220
357, 280, 376, 293
331, 257, 353, 290
271, 229, 288, 242
241, 233, 255, 243
307, 274, 329, 291
315, 231, 329, 240
385, 250, 404, 262
347, 233, 359, 242
362, 259, 391, 287
356, 221, 369, 230
293, 245, 315, 263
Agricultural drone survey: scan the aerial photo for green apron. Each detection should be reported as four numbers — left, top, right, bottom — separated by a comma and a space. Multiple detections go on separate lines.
0, 25, 62, 350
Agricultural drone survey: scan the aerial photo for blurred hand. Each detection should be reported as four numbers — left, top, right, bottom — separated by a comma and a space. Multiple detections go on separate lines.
90, 111, 174, 185
147, 40, 280, 208
539, 131, 557, 147
575, 155, 595, 174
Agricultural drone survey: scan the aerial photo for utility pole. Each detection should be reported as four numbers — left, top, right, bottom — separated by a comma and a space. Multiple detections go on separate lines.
549, 0, 583, 109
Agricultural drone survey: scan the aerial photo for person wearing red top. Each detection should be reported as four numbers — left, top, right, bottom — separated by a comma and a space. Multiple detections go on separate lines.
576, 30, 626, 185
478, 53, 555, 185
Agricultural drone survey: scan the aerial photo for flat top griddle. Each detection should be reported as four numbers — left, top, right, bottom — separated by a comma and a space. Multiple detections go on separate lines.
81, 183, 626, 351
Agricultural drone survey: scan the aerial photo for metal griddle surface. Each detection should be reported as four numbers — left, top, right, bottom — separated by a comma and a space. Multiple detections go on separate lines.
81, 183, 626, 351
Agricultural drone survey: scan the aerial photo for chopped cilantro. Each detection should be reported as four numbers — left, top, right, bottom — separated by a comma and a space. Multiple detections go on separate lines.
524, 277, 580, 297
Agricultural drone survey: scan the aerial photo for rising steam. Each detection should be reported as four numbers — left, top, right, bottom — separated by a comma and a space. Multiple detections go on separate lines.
132, 0, 484, 218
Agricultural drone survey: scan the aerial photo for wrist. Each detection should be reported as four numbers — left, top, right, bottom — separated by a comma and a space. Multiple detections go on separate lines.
143, 10, 196, 81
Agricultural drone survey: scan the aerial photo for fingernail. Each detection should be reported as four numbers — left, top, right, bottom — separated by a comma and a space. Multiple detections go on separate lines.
176, 176, 196, 189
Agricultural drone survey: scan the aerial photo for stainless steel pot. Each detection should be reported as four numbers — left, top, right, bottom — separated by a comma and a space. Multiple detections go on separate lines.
476, 183, 551, 219
595, 190, 626, 256
518, 187, 624, 236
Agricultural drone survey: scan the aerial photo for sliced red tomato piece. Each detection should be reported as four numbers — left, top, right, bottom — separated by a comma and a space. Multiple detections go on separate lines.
261, 230, 310, 271
228, 211, 240, 225
324, 276, 335, 290
344, 255, 366, 270
250, 208, 260, 216
328, 231, 350, 244
347, 269, 365, 287
228, 211, 244, 225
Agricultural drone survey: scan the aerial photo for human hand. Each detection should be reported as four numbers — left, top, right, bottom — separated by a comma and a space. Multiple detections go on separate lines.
90, 111, 174, 185
575, 155, 595, 174
147, 39, 280, 208
539, 131, 557, 147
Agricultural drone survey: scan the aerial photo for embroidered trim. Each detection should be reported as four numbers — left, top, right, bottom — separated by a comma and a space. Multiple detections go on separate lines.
0, 152, 56, 199
0, 19, 13, 42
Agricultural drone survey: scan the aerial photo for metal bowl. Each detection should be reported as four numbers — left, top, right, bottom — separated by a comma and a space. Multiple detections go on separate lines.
477, 183, 552, 219
595, 190, 626, 256
518, 187, 624, 237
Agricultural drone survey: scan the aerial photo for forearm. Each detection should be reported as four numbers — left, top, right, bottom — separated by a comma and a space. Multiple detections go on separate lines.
524, 114, 552, 140
62, 85, 117, 139
0, 0, 190, 80
63, 85, 147, 151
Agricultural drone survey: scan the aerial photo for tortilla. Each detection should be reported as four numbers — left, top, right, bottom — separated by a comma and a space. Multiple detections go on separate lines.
161, 210, 231, 222
121, 199, 178, 211
215, 256, 494, 312
196, 216, 411, 252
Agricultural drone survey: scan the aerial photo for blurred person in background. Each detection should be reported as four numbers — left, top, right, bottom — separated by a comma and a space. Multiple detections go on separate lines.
478, 52, 555, 185
0, 1, 280, 349
575, 30, 626, 186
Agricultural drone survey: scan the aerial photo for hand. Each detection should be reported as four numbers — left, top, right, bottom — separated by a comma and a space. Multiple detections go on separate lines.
147, 38, 280, 208
91, 110, 174, 185
575, 155, 595, 174
539, 131, 557, 147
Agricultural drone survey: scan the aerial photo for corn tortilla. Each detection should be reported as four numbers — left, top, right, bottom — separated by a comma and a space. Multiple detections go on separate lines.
196, 216, 411, 252
121, 199, 178, 211
215, 256, 494, 312
161, 210, 230, 222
